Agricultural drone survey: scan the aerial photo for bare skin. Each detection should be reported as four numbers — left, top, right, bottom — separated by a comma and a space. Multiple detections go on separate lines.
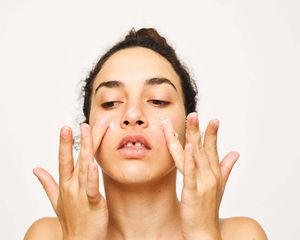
24, 47, 268, 240
24, 216, 268, 240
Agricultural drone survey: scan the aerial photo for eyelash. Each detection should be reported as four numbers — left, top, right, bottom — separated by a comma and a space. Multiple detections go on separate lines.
101, 100, 170, 109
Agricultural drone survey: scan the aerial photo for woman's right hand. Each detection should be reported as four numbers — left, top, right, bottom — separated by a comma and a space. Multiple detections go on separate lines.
33, 118, 109, 240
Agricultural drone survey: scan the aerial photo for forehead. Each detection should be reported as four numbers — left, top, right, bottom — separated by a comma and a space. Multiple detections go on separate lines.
93, 47, 183, 97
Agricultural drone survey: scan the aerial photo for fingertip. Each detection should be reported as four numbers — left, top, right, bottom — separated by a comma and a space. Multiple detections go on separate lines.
211, 119, 219, 130
32, 167, 43, 176
161, 119, 171, 130
232, 151, 240, 160
61, 126, 72, 137
187, 111, 198, 120
32, 168, 38, 177
92, 118, 109, 132
186, 112, 199, 128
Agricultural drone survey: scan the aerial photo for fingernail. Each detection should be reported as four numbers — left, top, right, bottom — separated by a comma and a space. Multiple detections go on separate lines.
213, 119, 219, 129
32, 168, 39, 178
188, 112, 199, 125
80, 123, 89, 137
61, 126, 70, 137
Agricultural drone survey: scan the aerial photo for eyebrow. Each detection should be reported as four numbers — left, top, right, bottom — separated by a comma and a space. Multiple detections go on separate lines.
94, 77, 178, 95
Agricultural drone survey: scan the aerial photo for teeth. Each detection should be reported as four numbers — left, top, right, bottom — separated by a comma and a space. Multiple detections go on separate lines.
124, 142, 144, 147
125, 142, 133, 147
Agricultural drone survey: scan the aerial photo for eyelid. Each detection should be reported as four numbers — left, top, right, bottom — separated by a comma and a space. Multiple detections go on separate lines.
101, 101, 122, 109
149, 99, 170, 106
100, 99, 171, 109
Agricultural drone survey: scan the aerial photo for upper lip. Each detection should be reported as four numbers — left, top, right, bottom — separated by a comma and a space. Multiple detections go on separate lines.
118, 134, 152, 150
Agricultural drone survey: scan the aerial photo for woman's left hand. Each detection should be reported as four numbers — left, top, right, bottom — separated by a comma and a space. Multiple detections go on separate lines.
161, 112, 240, 240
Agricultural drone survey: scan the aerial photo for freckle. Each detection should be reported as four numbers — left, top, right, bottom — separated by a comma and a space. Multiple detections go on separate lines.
174, 132, 179, 139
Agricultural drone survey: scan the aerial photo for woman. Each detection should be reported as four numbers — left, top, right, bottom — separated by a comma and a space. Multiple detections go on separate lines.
24, 28, 268, 240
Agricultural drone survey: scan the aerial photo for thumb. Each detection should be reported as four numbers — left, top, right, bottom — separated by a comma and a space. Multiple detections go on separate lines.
86, 162, 103, 206
219, 151, 240, 191
33, 167, 59, 212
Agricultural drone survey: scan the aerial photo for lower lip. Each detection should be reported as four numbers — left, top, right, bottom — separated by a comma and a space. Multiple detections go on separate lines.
118, 146, 151, 159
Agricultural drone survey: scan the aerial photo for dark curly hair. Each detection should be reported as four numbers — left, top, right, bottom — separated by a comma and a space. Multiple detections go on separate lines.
80, 27, 198, 124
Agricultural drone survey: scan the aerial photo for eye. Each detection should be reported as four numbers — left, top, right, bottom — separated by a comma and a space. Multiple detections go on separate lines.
101, 100, 170, 109
101, 101, 122, 109
149, 99, 170, 106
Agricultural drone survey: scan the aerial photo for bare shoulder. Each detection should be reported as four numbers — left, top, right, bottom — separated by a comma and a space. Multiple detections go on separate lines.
23, 216, 268, 240
220, 216, 268, 240
24, 217, 62, 240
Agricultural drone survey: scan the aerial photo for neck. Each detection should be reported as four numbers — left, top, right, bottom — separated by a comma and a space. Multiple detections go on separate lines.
102, 168, 184, 240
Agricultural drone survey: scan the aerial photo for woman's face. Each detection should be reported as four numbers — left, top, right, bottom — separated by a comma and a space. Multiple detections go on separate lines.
89, 47, 186, 184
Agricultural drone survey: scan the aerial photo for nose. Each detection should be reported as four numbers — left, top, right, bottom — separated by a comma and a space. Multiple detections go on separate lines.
120, 100, 148, 129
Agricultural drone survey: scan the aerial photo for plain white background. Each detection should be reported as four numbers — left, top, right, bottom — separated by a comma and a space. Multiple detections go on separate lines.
0, 0, 299, 239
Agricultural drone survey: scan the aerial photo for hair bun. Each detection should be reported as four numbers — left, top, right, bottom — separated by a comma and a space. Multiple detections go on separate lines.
125, 27, 168, 47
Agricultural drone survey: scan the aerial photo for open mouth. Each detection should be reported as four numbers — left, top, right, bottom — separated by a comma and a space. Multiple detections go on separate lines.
117, 133, 152, 159
118, 142, 151, 159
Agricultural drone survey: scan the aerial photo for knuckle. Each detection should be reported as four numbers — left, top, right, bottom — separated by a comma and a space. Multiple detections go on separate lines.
206, 175, 218, 190
211, 175, 218, 185
64, 182, 77, 196
79, 147, 93, 160
88, 192, 101, 205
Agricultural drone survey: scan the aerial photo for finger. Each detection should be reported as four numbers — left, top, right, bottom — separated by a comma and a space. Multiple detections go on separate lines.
33, 167, 59, 211
219, 151, 240, 191
58, 126, 74, 184
91, 117, 109, 155
186, 112, 203, 148
186, 112, 211, 172
78, 123, 94, 189
86, 162, 102, 205
161, 118, 184, 173
203, 119, 221, 176
183, 143, 197, 190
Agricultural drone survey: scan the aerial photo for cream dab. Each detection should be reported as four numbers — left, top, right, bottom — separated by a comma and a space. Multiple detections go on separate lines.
108, 121, 115, 130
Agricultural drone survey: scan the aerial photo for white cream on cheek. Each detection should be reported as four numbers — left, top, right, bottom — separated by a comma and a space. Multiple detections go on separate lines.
108, 121, 115, 131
